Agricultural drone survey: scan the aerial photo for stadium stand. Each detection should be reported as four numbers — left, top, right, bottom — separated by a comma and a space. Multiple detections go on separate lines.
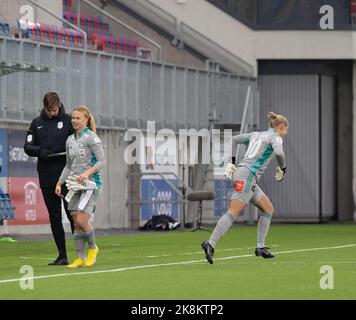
63, 0, 73, 12
90, 33, 141, 56
61, 0, 145, 58
2, 0, 150, 58
18, 20, 84, 49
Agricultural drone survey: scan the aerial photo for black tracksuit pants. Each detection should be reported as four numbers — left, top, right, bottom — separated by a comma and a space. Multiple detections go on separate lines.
41, 186, 75, 258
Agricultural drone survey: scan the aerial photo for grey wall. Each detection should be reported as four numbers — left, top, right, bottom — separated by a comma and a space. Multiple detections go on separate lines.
259, 60, 354, 221
94, 129, 129, 229
258, 75, 322, 220
321, 76, 336, 218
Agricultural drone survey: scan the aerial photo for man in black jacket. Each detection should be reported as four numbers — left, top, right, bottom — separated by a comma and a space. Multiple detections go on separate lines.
24, 92, 75, 265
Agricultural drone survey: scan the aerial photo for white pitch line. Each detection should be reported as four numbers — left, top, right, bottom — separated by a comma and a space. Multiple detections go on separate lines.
1, 243, 355, 285
216, 244, 356, 262
19, 257, 55, 260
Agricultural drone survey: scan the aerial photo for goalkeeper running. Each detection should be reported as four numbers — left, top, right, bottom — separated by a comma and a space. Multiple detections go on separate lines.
55, 105, 106, 268
202, 112, 288, 264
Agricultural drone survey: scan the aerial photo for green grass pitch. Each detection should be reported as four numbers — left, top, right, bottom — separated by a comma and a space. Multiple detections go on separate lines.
0, 224, 356, 300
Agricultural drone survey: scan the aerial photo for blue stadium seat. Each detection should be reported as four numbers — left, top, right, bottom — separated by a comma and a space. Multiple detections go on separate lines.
0, 22, 11, 37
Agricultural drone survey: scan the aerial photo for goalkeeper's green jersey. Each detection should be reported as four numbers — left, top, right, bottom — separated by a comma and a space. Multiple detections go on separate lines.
59, 127, 105, 186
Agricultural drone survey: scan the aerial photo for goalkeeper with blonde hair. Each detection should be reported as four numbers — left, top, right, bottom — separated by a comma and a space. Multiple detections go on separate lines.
55, 105, 106, 268
202, 112, 288, 264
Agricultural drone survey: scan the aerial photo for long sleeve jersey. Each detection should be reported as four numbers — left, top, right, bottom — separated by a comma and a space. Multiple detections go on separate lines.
231, 128, 286, 181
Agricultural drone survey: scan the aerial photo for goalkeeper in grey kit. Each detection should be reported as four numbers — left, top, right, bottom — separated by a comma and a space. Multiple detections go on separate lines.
55, 105, 106, 268
202, 112, 288, 264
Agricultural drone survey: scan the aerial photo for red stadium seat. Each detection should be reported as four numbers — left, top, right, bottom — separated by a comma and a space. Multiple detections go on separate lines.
352, 0, 356, 14
64, 29, 71, 47
39, 22, 47, 42
49, 25, 55, 44
57, 26, 64, 45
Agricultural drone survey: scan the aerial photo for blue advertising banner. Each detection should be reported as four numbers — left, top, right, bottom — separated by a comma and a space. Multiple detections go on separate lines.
8, 129, 37, 177
214, 179, 234, 217
141, 178, 179, 221
0, 128, 8, 177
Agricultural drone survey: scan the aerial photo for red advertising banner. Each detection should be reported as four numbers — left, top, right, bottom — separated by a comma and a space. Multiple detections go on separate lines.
7, 177, 49, 225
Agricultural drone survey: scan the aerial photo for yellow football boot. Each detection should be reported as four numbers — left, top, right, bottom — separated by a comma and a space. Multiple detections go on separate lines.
67, 258, 85, 269
84, 246, 99, 267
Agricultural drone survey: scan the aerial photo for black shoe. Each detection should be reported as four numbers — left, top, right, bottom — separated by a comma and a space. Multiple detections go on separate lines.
255, 247, 274, 259
48, 257, 69, 266
201, 241, 214, 264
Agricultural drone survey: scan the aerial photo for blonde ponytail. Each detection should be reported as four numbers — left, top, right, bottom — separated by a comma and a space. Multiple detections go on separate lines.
268, 111, 289, 128
88, 113, 96, 133
268, 112, 277, 120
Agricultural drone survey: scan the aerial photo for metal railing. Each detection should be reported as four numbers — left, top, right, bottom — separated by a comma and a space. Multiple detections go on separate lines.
0, 36, 257, 130
78, 0, 162, 61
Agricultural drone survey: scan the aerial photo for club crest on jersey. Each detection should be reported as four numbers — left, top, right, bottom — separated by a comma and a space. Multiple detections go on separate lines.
234, 180, 245, 193
57, 121, 63, 129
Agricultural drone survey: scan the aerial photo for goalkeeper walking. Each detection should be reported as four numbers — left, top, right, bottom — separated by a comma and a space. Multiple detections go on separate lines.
55, 105, 106, 268
202, 112, 288, 264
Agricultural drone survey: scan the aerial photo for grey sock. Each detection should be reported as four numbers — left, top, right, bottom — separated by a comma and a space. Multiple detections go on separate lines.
84, 226, 96, 249
208, 212, 236, 249
257, 212, 273, 248
73, 232, 86, 260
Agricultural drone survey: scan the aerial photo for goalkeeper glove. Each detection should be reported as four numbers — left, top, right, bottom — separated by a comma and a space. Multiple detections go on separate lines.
225, 162, 237, 180
275, 167, 286, 182
65, 175, 97, 192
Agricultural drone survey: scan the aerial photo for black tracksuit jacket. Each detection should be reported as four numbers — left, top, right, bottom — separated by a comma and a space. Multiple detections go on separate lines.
24, 105, 75, 188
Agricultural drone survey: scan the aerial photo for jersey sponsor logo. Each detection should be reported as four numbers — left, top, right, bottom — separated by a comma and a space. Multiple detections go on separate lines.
37, 125, 43, 129
57, 121, 63, 129
234, 180, 245, 193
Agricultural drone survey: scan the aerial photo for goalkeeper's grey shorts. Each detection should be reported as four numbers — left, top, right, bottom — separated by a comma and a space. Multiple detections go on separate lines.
230, 166, 265, 205
68, 187, 102, 215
